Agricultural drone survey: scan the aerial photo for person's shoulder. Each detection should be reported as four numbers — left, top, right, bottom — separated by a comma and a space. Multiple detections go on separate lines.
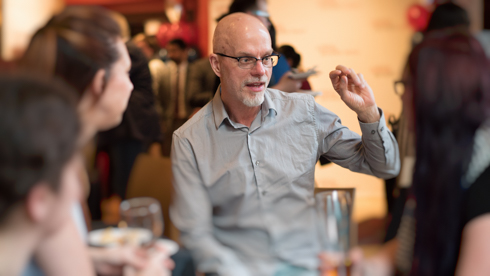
174, 102, 214, 138
266, 88, 314, 102
149, 58, 165, 67
149, 59, 167, 72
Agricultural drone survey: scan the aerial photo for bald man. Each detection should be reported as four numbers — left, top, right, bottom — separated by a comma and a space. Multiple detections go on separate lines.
170, 13, 400, 275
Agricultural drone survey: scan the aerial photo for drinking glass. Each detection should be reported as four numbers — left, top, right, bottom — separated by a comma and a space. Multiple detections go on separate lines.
119, 197, 164, 246
316, 190, 353, 276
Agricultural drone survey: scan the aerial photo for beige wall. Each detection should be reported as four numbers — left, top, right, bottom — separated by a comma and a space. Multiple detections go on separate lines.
2, 0, 63, 60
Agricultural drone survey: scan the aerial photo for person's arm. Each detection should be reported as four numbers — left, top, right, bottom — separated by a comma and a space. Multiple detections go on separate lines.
170, 133, 250, 276
34, 218, 95, 276
90, 244, 174, 276
320, 65, 400, 179
270, 71, 303, 92
319, 240, 397, 276
456, 215, 490, 275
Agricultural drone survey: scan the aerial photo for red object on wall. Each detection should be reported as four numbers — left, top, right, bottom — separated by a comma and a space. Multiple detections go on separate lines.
65, 0, 209, 56
65, 0, 164, 14
407, 4, 430, 32
156, 21, 198, 47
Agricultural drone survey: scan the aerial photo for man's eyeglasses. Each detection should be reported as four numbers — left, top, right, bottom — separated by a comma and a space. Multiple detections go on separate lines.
215, 53, 280, 69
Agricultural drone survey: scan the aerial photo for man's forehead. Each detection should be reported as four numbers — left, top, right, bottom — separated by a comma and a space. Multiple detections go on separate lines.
213, 13, 270, 49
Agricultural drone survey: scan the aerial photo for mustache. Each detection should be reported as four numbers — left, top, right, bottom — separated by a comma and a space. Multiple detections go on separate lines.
245, 77, 269, 84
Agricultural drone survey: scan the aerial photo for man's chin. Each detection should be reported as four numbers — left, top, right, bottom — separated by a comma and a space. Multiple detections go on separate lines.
241, 91, 265, 107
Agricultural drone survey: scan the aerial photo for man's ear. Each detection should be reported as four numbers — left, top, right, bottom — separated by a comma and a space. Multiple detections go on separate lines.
87, 69, 107, 98
209, 54, 222, 78
25, 183, 54, 223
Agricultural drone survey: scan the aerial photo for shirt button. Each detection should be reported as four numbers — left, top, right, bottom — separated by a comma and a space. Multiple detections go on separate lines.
256, 160, 260, 166
262, 191, 267, 196
380, 127, 384, 131
371, 130, 376, 134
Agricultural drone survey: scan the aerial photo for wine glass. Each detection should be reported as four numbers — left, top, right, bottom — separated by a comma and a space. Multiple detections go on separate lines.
119, 197, 164, 246
316, 190, 353, 276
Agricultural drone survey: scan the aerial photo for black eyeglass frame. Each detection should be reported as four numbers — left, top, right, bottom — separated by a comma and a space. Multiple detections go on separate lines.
215, 52, 281, 68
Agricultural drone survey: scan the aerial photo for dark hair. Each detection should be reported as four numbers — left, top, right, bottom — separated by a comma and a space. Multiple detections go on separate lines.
278, 45, 301, 68
408, 29, 490, 275
0, 74, 80, 224
228, 0, 258, 14
217, 0, 258, 21
145, 35, 161, 54
168, 38, 187, 50
20, 6, 121, 98
425, 2, 470, 33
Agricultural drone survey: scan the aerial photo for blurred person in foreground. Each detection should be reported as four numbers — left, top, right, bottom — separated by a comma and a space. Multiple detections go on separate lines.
170, 13, 399, 276
383, 1, 472, 244
320, 27, 490, 276
0, 75, 81, 276
20, 5, 173, 276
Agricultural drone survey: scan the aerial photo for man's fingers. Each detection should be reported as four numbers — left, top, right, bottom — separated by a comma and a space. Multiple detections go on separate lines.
358, 73, 367, 88
163, 258, 175, 270
335, 75, 348, 97
329, 69, 342, 81
346, 68, 362, 87
121, 247, 149, 269
335, 65, 349, 74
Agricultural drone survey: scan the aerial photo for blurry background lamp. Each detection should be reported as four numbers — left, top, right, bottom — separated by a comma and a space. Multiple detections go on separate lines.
144, 19, 163, 36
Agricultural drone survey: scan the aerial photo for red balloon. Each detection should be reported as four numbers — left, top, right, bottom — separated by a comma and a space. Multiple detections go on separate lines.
407, 4, 430, 31
156, 21, 198, 48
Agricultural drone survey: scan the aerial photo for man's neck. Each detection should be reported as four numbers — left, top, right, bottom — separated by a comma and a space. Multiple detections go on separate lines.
0, 223, 40, 276
221, 97, 261, 128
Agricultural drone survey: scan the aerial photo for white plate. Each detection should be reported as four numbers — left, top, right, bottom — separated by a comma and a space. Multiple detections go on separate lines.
289, 68, 318, 79
155, 239, 179, 256
88, 227, 152, 247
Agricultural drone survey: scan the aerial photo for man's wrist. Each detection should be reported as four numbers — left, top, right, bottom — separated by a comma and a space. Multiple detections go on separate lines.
358, 106, 380, 123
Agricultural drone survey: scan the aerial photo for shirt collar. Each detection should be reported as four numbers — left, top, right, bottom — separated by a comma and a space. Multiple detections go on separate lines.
261, 89, 277, 120
212, 87, 278, 129
212, 85, 228, 129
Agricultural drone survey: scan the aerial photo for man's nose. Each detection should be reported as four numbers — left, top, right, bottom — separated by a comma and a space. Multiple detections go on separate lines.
251, 60, 266, 76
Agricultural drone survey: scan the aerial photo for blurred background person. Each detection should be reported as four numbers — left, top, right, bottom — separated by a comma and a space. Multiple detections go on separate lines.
157, 38, 194, 156
277, 44, 312, 90
132, 33, 166, 116
20, 6, 173, 276
383, 1, 472, 245
0, 75, 81, 276
401, 26, 490, 276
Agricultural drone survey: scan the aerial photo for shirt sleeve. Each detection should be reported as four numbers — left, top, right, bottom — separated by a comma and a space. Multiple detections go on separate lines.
465, 165, 490, 226
169, 133, 250, 276
316, 102, 400, 179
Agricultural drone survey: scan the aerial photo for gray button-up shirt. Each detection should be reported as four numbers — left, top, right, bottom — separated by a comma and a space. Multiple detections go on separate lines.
170, 88, 400, 275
